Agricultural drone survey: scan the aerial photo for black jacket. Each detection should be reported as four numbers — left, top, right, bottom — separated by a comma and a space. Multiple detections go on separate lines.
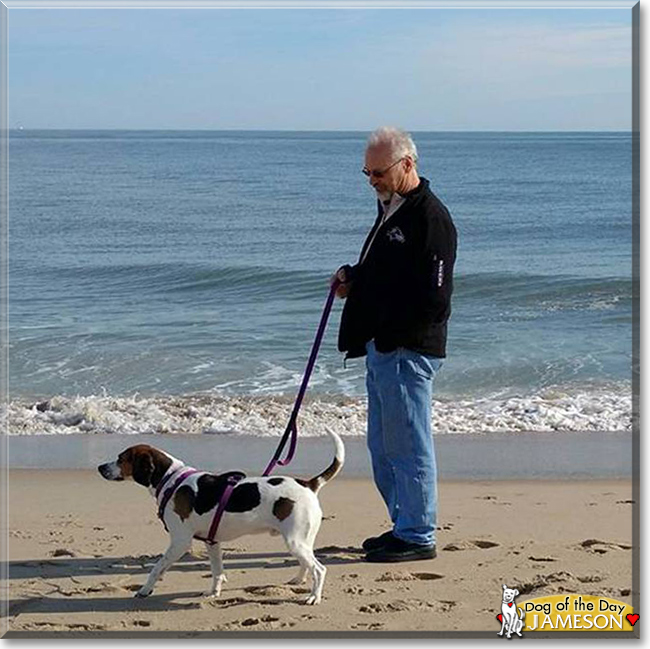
338, 177, 457, 359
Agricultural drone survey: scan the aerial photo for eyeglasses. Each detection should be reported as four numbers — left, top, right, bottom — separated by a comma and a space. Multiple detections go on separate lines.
362, 157, 405, 179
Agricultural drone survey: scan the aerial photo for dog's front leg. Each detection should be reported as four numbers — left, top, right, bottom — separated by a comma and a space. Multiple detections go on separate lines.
204, 541, 227, 598
497, 613, 506, 636
136, 535, 193, 598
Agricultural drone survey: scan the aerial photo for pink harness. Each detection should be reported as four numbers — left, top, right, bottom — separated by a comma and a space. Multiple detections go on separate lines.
155, 467, 243, 546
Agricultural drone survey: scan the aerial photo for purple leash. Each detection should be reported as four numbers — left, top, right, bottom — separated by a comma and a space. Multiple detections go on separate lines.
196, 475, 241, 545
157, 281, 342, 545
262, 279, 340, 476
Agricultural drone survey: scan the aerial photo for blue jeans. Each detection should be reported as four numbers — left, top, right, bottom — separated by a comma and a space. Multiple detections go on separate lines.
365, 340, 443, 546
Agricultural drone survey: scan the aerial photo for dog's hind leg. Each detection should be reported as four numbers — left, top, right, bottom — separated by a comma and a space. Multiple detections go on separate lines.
204, 541, 227, 598
136, 533, 193, 598
287, 564, 308, 585
286, 540, 326, 605
285, 508, 322, 588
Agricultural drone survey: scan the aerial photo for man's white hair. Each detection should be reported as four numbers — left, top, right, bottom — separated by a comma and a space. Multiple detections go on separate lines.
367, 126, 418, 163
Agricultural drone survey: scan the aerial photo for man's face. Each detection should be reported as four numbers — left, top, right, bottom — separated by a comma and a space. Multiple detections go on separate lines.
364, 144, 406, 200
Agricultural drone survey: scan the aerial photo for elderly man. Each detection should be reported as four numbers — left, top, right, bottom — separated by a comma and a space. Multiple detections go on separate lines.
334, 127, 457, 563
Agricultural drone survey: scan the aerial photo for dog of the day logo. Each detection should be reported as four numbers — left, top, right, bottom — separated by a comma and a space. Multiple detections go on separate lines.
496, 591, 637, 634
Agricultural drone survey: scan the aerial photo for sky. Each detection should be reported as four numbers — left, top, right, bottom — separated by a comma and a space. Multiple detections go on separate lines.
7, 5, 634, 130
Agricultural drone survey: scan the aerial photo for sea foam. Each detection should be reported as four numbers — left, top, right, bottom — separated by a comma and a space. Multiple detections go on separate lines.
7, 386, 632, 437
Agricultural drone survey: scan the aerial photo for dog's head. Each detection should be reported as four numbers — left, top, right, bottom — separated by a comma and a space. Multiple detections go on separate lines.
502, 584, 519, 603
98, 445, 173, 488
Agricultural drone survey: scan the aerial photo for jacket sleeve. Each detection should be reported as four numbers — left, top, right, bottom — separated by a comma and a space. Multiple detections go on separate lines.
418, 207, 457, 321
382, 207, 457, 345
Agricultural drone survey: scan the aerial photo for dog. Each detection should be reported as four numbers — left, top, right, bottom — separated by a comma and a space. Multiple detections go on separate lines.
498, 584, 525, 638
97, 428, 344, 605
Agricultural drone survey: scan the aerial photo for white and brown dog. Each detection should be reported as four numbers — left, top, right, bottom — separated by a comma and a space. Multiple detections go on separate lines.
98, 428, 344, 605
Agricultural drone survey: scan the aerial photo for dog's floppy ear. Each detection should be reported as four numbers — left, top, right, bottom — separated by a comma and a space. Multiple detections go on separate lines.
502, 584, 507, 590
514, 589, 519, 597
133, 453, 155, 487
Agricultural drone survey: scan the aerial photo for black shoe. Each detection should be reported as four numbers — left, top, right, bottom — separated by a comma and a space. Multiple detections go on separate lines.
365, 535, 436, 563
362, 530, 396, 553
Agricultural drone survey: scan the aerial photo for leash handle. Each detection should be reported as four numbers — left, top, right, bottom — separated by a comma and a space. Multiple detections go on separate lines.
263, 279, 340, 476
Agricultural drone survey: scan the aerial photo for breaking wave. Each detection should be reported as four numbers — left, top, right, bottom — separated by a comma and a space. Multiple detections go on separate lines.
8, 383, 632, 437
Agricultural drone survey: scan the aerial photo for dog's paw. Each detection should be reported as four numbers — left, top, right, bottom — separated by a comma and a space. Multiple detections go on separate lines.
204, 575, 227, 598
304, 594, 321, 605
203, 590, 220, 599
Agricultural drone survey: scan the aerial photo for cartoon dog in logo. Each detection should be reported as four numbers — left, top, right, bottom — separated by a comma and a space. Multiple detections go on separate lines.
498, 584, 525, 638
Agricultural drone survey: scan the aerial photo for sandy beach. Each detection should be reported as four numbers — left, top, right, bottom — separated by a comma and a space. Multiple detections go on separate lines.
5, 468, 635, 638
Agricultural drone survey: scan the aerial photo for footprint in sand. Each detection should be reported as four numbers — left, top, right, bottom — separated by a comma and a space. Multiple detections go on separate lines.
224, 615, 283, 629
344, 585, 388, 596
244, 584, 310, 597
9, 530, 33, 539
513, 575, 567, 596
579, 539, 632, 554
22, 621, 108, 632
528, 555, 558, 563
204, 595, 250, 609
316, 545, 365, 558
351, 622, 385, 630
577, 575, 604, 584
359, 601, 410, 614
376, 571, 444, 582
341, 573, 360, 580
359, 599, 456, 614
442, 539, 499, 551
85, 582, 131, 594
514, 571, 603, 596
205, 585, 309, 609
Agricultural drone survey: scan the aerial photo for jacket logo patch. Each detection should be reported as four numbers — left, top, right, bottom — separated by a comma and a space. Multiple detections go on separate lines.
386, 227, 405, 244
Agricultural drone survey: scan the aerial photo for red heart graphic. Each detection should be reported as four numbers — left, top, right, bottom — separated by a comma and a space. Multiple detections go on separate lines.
508, 602, 513, 607
496, 614, 503, 623
626, 614, 639, 627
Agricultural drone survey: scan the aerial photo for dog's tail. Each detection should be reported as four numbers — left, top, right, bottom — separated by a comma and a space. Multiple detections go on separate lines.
305, 427, 345, 494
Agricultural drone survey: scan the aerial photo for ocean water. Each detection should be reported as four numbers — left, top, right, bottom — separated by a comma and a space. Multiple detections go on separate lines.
8, 131, 633, 435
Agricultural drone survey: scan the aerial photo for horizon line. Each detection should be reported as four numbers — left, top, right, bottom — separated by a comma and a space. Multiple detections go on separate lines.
8, 127, 632, 133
